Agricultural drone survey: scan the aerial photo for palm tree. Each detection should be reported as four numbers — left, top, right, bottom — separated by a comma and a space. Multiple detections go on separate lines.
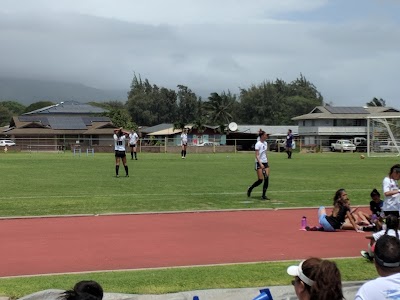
204, 92, 234, 125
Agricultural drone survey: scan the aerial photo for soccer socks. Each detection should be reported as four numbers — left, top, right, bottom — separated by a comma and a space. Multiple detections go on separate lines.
262, 176, 269, 197
249, 179, 263, 191
181, 150, 184, 157
124, 165, 129, 176
115, 165, 119, 176
134, 152, 137, 159
184, 150, 187, 157
131, 151, 134, 159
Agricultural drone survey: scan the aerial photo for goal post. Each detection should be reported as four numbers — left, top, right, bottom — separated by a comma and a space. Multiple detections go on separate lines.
367, 116, 400, 157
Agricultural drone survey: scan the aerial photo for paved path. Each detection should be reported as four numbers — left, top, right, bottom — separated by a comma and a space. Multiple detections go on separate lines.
0, 208, 370, 277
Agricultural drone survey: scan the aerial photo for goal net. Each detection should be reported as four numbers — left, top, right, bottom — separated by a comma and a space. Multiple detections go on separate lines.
367, 116, 400, 157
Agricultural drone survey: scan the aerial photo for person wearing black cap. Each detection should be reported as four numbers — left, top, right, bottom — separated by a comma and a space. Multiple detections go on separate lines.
355, 235, 400, 299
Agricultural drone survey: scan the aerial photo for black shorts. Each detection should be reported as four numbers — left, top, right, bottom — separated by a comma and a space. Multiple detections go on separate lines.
384, 211, 400, 218
129, 144, 136, 147
255, 162, 269, 170
115, 150, 126, 158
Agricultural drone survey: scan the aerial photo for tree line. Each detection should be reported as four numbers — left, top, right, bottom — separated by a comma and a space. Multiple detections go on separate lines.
0, 74, 386, 129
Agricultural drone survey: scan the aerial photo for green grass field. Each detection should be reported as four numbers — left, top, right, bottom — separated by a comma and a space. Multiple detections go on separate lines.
0, 151, 396, 216
0, 151, 395, 298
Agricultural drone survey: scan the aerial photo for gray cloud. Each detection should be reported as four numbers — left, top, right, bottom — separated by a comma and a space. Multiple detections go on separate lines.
0, 0, 399, 107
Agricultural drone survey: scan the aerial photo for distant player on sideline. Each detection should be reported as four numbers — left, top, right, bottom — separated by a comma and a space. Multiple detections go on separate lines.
181, 128, 188, 159
113, 128, 129, 177
129, 129, 139, 160
247, 130, 270, 200
286, 129, 293, 159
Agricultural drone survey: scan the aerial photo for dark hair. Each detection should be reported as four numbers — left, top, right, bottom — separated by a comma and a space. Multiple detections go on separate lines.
258, 130, 266, 138
301, 258, 344, 300
389, 164, 400, 176
370, 188, 380, 198
332, 189, 346, 205
60, 280, 103, 300
374, 235, 400, 270
384, 214, 399, 238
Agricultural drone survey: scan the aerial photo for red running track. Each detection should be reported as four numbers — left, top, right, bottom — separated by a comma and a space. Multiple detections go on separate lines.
0, 208, 370, 277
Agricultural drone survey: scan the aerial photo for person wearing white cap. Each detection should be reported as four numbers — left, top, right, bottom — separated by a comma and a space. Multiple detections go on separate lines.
287, 257, 344, 300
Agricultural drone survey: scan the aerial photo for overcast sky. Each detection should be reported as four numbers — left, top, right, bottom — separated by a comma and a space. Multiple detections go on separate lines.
0, 0, 399, 106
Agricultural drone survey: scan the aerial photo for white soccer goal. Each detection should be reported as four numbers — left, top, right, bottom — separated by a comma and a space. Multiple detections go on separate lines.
367, 116, 400, 157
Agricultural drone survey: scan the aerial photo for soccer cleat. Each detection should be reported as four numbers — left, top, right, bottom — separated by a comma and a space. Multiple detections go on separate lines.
125, 174, 129, 177
361, 250, 373, 261
261, 196, 270, 200
116, 175, 119, 178
247, 187, 252, 197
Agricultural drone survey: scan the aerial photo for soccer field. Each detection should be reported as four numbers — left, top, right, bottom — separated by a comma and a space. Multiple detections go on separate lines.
0, 151, 396, 217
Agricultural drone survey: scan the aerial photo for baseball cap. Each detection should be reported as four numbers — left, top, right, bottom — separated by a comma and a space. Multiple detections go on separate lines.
287, 260, 315, 286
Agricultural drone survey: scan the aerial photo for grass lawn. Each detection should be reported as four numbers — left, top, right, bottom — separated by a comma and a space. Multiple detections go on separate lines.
0, 151, 396, 216
0, 258, 377, 299
0, 151, 394, 298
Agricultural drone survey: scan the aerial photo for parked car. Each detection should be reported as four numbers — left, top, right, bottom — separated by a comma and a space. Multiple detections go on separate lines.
330, 140, 356, 152
0, 139, 16, 147
269, 139, 286, 152
378, 141, 399, 152
356, 139, 368, 152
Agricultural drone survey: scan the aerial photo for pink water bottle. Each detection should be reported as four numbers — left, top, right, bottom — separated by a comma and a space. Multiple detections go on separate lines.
301, 216, 307, 230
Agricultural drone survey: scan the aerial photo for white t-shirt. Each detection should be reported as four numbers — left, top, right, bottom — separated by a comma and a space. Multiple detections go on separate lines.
255, 141, 268, 163
129, 132, 139, 145
355, 272, 400, 300
114, 134, 126, 151
373, 229, 400, 241
181, 133, 188, 145
382, 176, 400, 212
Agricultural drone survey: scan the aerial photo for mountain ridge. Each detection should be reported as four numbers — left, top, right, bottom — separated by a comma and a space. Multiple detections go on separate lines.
0, 77, 128, 105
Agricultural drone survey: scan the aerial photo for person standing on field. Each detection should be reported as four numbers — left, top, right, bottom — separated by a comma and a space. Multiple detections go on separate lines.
382, 164, 400, 218
180, 128, 188, 159
113, 128, 129, 177
286, 129, 293, 159
129, 129, 139, 160
247, 130, 270, 200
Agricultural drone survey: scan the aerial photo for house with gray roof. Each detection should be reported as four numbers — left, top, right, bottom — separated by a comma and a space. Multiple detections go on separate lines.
3, 101, 117, 151
292, 105, 400, 147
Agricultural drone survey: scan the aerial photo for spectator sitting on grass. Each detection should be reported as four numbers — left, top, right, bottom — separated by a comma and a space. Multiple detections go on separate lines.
355, 235, 400, 300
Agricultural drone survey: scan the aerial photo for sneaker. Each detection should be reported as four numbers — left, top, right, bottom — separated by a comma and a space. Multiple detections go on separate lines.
361, 250, 373, 261
306, 226, 319, 231
247, 187, 252, 197
182, 156, 184, 159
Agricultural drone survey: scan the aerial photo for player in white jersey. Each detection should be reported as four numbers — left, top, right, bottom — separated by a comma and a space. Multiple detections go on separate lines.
247, 130, 270, 200
128, 129, 139, 160
180, 128, 188, 159
382, 164, 400, 217
113, 128, 129, 177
